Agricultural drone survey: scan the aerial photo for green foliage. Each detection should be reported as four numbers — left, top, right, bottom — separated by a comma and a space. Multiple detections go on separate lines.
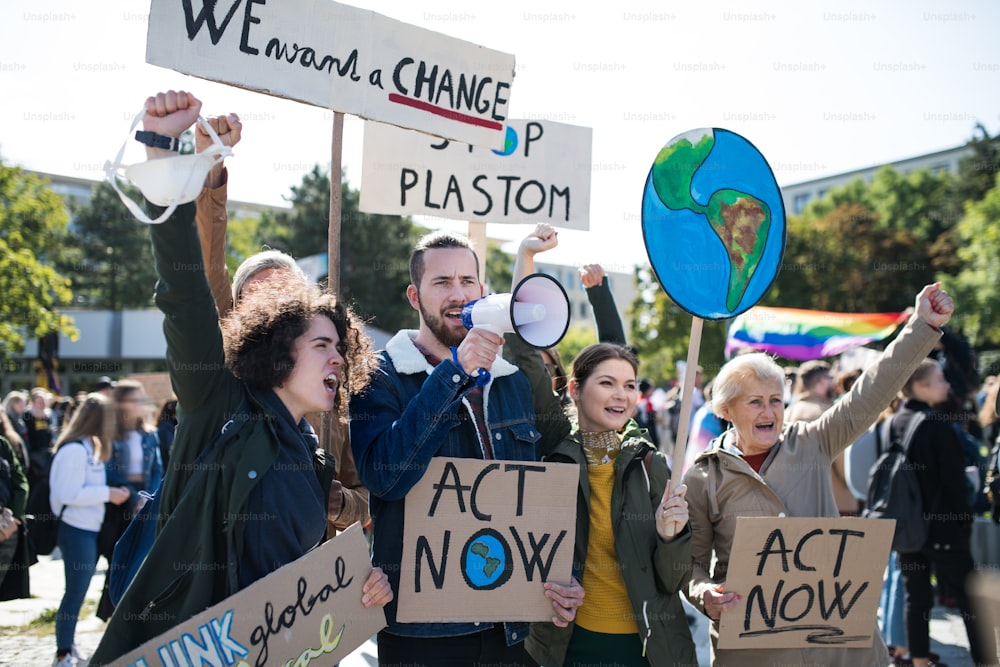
256, 166, 421, 332
629, 267, 728, 383
0, 161, 77, 359
943, 172, 1000, 347
57, 181, 158, 310
485, 244, 513, 293
554, 323, 599, 370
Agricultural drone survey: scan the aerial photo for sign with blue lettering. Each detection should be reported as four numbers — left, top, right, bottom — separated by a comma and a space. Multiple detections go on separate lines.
398, 457, 578, 622
109, 523, 384, 667
718, 517, 893, 649
145, 0, 515, 149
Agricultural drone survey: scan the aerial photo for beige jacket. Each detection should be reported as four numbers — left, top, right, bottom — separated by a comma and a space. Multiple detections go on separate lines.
787, 395, 859, 515
683, 318, 941, 667
195, 184, 370, 532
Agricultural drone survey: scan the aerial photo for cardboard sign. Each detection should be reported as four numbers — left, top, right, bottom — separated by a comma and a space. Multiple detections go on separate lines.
397, 457, 578, 622
110, 523, 385, 667
359, 119, 593, 229
718, 517, 892, 649
146, 0, 515, 149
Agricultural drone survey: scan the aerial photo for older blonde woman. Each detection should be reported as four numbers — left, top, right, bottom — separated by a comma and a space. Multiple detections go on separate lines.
683, 283, 953, 667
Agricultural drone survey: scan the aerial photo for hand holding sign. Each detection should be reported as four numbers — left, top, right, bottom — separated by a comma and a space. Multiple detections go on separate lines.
361, 566, 393, 608
544, 576, 585, 627
703, 583, 741, 621
655, 480, 689, 542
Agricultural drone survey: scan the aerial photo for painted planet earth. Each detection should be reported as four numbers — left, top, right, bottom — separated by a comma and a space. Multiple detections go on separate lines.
642, 128, 785, 319
461, 530, 511, 590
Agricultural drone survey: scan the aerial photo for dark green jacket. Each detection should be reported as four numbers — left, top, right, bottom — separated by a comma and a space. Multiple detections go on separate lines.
91, 202, 334, 665
527, 420, 696, 666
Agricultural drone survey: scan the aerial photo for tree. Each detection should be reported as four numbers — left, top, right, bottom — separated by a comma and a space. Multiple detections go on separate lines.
766, 202, 925, 312
0, 160, 77, 360
57, 181, 158, 310
943, 172, 1000, 348
629, 267, 729, 382
257, 166, 421, 332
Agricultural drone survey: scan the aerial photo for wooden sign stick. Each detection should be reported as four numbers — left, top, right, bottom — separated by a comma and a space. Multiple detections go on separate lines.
666, 315, 704, 536
468, 221, 488, 289
320, 111, 345, 460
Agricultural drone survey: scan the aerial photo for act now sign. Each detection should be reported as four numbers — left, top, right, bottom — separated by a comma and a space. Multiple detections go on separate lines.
360, 119, 593, 229
397, 457, 578, 623
146, 0, 515, 149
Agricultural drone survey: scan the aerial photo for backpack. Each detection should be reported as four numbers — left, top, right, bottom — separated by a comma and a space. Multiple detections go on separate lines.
108, 399, 253, 606
986, 433, 1000, 525
25, 442, 83, 556
862, 412, 927, 553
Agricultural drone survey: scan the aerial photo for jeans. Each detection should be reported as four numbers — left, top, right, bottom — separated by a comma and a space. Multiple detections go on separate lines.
879, 550, 906, 648
55, 521, 99, 653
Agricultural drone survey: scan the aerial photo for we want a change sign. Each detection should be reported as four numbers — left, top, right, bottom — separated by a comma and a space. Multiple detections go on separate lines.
110, 524, 384, 667
146, 0, 515, 149
719, 517, 893, 649
397, 457, 578, 622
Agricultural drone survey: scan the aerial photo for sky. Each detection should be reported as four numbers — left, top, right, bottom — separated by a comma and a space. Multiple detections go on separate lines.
3, 0, 999, 272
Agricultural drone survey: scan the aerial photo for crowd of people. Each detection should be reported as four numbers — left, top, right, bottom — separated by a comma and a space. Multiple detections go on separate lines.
0, 88, 997, 667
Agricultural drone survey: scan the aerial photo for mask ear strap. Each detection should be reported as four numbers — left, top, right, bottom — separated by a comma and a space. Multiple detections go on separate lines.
104, 105, 178, 224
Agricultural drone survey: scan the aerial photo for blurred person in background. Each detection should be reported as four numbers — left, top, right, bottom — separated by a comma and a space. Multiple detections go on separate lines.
49, 393, 131, 667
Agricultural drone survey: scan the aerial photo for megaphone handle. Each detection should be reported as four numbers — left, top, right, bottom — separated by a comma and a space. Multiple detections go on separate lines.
450, 346, 491, 387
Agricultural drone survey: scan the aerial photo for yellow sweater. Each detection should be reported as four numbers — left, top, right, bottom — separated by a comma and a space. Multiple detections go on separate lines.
574, 459, 638, 634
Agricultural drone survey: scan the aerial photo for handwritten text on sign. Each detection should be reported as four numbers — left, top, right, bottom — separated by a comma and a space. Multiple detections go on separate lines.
718, 517, 893, 649
398, 457, 578, 622
112, 524, 384, 667
360, 119, 593, 229
146, 0, 515, 149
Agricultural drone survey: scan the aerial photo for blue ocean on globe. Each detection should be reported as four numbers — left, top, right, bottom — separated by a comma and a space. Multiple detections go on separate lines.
641, 128, 786, 320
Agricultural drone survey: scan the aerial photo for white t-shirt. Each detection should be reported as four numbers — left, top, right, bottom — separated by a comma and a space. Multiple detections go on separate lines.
49, 437, 111, 532
125, 430, 144, 476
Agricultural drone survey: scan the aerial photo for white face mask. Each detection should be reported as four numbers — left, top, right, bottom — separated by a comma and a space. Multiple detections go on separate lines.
103, 106, 233, 224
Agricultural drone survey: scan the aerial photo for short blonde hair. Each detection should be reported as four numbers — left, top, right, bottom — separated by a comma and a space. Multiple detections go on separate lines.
712, 353, 785, 418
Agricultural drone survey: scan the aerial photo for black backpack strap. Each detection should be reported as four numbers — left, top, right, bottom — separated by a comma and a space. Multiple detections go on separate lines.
898, 411, 926, 455
876, 417, 892, 457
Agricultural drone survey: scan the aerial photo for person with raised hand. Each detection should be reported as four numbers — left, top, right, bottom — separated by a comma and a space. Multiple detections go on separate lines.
684, 283, 955, 667
90, 90, 392, 665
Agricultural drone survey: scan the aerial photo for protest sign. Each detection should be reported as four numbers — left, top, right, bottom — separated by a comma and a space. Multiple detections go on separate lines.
718, 517, 892, 649
110, 523, 384, 667
968, 571, 1000, 666
146, 0, 515, 149
359, 119, 593, 229
397, 457, 577, 623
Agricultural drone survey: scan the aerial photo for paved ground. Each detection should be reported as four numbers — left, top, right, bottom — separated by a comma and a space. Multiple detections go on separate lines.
0, 551, 977, 666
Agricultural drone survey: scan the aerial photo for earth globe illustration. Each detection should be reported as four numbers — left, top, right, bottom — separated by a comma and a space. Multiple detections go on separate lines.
641, 128, 786, 320
461, 528, 513, 590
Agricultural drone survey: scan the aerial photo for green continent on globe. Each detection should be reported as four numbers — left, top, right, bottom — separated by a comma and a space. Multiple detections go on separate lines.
649, 131, 772, 314
650, 134, 714, 214
471, 542, 501, 578
705, 189, 771, 312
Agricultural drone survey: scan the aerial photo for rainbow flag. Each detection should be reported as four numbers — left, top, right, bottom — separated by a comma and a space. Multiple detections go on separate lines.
725, 306, 909, 361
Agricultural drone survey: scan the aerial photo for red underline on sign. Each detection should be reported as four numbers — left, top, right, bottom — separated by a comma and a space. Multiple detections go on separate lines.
388, 93, 503, 130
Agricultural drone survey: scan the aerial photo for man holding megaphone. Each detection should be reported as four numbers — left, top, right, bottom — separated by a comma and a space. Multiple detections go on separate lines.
350, 230, 582, 666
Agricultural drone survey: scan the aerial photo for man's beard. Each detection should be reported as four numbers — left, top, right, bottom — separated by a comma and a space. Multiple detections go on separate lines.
419, 298, 467, 349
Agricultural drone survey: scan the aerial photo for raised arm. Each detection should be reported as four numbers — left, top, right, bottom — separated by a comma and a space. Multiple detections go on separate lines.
806, 283, 953, 459
580, 264, 627, 345
194, 113, 242, 318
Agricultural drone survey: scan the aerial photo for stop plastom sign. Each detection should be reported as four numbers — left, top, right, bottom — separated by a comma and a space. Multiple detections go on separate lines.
360, 119, 593, 230
145, 0, 515, 149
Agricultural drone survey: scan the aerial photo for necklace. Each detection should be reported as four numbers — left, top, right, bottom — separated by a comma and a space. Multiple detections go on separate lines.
580, 429, 621, 466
